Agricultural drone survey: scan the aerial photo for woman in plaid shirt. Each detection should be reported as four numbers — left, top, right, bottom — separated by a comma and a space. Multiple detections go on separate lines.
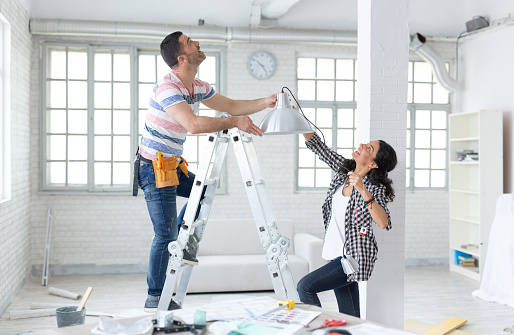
297, 132, 397, 317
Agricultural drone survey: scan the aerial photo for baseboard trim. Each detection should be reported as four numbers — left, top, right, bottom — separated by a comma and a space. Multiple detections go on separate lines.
0, 272, 30, 318
32, 264, 148, 276
30, 259, 447, 277
405, 258, 449, 267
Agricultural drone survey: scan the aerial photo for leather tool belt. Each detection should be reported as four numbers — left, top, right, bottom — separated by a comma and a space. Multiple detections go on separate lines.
152, 151, 189, 188
133, 149, 188, 196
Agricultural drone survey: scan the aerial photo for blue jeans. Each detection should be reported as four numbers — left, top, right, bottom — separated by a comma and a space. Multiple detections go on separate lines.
138, 161, 196, 297
297, 257, 360, 317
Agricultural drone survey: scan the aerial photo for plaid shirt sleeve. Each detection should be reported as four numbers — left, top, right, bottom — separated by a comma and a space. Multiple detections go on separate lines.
369, 183, 392, 231
305, 133, 346, 172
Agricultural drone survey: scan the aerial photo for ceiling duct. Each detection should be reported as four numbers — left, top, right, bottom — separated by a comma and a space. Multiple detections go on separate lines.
409, 33, 456, 92
29, 18, 358, 45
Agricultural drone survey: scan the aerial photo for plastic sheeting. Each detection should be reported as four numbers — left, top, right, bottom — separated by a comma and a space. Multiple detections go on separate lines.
472, 194, 514, 307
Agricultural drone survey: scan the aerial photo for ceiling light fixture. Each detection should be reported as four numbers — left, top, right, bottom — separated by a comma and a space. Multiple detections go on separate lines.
259, 88, 314, 135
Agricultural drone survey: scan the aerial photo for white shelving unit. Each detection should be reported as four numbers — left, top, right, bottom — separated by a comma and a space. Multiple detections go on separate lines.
448, 110, 503, 281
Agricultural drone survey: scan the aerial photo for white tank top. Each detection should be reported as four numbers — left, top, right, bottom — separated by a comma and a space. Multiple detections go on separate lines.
322, 184, 351, 260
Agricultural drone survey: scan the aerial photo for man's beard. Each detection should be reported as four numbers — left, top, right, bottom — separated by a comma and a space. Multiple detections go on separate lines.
185, 51, 206, 66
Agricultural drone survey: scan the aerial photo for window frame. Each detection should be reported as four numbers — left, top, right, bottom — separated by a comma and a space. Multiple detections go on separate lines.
0, 13, 10, 203
295, 56, 358, 191
296, 101, 357, 191
40, 41, 226, 194
406, 103, 450, 191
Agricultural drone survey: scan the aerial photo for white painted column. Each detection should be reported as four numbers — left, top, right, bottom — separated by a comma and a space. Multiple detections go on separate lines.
356, 0, 409, 329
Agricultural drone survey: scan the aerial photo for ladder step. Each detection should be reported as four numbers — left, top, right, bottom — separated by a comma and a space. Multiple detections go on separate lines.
192, 219, 205, 228
204, 178, 217, 185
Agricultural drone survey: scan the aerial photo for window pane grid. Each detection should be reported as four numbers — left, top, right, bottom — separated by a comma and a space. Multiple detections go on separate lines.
409, 60, 450, 104
44, 45, 134, 191
46, 47, 89, 187
44, 45, 223, 192
296, 56, 357, 190
408, 107, 448, 189
94, 49, 131, 188
297, 58, 357, 102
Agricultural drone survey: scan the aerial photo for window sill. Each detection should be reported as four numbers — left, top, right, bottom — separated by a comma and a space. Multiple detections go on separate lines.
38, 190, 134, 196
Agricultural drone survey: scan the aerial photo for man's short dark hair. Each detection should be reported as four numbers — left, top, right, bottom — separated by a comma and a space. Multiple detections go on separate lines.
160, 31, 183, 69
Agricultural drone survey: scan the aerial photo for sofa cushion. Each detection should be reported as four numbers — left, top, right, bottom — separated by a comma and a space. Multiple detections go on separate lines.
197, 219, 295, 256
187, 254, 308, 293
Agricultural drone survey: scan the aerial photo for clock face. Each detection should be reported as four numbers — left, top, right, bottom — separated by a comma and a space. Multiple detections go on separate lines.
248, 51, 276, 80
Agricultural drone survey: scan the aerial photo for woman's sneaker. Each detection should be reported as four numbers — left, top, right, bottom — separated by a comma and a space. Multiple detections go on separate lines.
144, 295, 182, 312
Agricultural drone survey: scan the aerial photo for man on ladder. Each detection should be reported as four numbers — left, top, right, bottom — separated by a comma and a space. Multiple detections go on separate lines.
133, 31, 278, 312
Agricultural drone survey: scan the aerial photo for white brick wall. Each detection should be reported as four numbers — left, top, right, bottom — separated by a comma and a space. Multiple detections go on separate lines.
405, 190, 449, 265
25, 32, 451, 276
0, 0, 32, 316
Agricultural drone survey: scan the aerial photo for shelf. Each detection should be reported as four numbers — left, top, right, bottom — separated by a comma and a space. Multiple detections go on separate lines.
449, 137, 479, 142
450, 161, 479, 165
451, 246, 480, 257
450, 215, 479, 224
449, 110, 503, 283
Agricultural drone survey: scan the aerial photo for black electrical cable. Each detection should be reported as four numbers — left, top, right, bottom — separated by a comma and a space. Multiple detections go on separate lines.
455, 31, 467, 81
280, 86, 326, 145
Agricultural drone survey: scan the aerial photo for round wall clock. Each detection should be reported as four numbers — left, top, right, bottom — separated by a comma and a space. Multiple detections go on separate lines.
248, 51, 276, 80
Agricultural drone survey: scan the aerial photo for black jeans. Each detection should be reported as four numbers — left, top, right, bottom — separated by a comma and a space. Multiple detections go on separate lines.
297, 256, 360, 317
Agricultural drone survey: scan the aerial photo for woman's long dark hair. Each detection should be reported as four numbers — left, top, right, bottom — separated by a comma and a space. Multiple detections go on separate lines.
339, 140, 398, 202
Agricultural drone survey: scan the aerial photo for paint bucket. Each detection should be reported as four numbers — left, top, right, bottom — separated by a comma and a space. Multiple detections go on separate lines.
55, 306, 86, 327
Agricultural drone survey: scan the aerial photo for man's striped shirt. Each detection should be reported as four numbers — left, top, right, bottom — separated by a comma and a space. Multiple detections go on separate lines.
139, 71, 215, 160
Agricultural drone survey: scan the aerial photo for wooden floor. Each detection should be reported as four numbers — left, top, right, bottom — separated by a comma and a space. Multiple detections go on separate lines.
0, 266, 513, 334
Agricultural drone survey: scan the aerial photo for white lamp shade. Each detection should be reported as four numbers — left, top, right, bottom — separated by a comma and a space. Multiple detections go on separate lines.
259, 93, 314, 135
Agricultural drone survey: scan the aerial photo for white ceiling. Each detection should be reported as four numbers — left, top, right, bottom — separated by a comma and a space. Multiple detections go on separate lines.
23, 0, 514, 38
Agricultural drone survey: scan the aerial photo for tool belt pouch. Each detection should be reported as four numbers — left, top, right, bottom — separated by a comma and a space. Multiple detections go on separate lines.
152, 156, 188, 188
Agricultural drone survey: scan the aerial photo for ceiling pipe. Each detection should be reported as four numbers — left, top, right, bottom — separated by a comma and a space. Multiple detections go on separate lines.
29, 18, 358, 45
409, 33, 456, 92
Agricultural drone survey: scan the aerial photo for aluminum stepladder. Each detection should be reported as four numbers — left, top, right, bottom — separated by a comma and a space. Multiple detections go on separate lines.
158, 128, 300, 311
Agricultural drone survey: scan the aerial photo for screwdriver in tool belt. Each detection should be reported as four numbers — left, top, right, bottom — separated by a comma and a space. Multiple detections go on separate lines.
157, 151, 162, 171
253, 300, 295, 319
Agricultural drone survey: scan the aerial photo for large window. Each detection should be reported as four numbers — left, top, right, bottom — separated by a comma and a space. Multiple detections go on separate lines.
296, 58, 450, 190
296, 57, 357, 189
0, 14, 10, 203
406, 61, 450, 189
42, 43, 221, 192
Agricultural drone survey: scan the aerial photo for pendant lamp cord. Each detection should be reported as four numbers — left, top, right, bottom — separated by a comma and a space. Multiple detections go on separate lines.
281, 86, 326, 145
